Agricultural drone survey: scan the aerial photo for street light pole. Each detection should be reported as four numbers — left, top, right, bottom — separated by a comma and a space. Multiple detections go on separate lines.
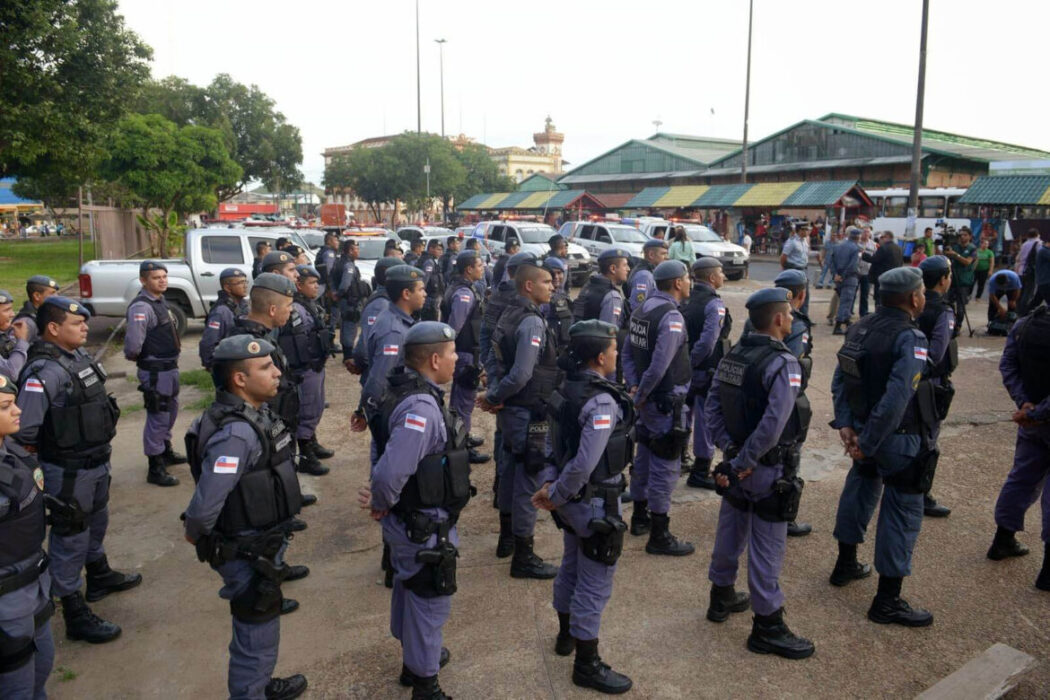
415, 0, 421, 134
435, 39, 447, 138
906, 0, 930, 239
741, 0, 754, 184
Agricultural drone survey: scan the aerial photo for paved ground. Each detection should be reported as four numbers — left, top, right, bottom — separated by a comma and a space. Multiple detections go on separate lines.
44, 279, 1049, 699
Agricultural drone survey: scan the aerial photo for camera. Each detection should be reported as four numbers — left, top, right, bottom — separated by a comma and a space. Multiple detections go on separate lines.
935, 220, 960, 248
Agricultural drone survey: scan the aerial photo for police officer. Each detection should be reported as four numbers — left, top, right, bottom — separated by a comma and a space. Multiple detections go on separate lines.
252, 240, 271, 279
830, 267, 935, 626
987, 303, 1050, 590
183, 335, 307, 700
364, 322, 470, 700
333, 239, 369, 353
439, 235, 461, 283
574, 249, 629, 327
15, 275, 60, 342
200, 268, 250, 371
416, 239, 446, 322
17, 296, 139, 643
441, 250, 490, 465
623, 260, 695, 556
683, 257, 731, 491
830, 227, 862, 335
625, 239, 668, 315
491, 237, 521, 290
0, 375, 55, 697
125, 260, 185, 487
479, 260, 562, 578
315, 231, 340, 299
541, 257, 574, 352
917, 256, 957, 518
349, 257, 403, 375
260, 250, 301, 284
546, 235, 570, 291
532, 320, 634, 694
278, 265, 334, 474
704, 287, 814, 659
0, 288, 31, 380
404, 238, 424, 267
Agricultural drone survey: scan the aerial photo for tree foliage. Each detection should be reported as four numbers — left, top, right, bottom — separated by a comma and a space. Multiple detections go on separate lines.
452, 143, 516, 202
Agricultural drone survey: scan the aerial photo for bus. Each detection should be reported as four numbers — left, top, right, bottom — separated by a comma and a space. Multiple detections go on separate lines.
866, 187, 969, 240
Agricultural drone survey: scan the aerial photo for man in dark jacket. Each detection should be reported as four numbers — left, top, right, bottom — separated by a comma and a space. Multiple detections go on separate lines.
867, 231, 903, 305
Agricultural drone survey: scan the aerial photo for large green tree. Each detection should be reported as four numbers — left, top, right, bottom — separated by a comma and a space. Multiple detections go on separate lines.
453, 142, 516, 203
324, 147, 401, 223
101, 114, 241, 255
386, 133, 466, 218
0, 0, 152, 180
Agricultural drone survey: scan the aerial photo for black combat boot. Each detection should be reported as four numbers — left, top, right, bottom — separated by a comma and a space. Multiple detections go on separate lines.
400, 647, 450, 686
411, 673, 449, 700
280, 598, 299, 615
309, 437, 334, 460
829, 542, 871, 587
686, 459, 716, 490
468, 448, 491, 464
832, 322, 846, 336
84, 554, 143, 602
61, 591, 121, 644
161, 440, 188, 466
510, 536, 558, 579
495, 512, 515, 558
987, 526, 1030, 560
296, 440, 329, 476
746, 609, 815, 659
706, 584, 751, 623
923, 493, 951, 518
572, 638, 633, 694
284, 564, 310, 582
264, 674, 307, 700
787, 520, 813, 537
645, 513, 695, 556
867, 576, 933, 627
555, 611, 574, 656
1036, 543, 1050, 592
467, 434, 484, 448
146, 454, 178, 487
629, 500, 650, 536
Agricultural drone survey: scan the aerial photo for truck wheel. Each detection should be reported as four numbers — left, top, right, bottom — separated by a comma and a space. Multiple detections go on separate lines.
168, 304, 188, 337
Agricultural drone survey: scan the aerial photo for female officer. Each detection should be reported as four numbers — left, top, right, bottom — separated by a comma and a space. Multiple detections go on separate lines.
532, 320, 633, 695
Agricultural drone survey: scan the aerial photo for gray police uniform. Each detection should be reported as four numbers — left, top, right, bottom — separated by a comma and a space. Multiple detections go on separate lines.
315, 243, 338, 300
334, 254, 368, 353
362, 305, 416, 467
541, 258, 574, 353
0, 330, 29, 385
352, 286, 391, 368
15, 276, 60, 344
200, 271, 249, 370
184, 336, 302, 700
442, 274, 483, 434
682, 276, 731, 468
278, 288, 329, 443
830, 235, 862, 326
415, 252, 445, 322
625, 258, 657, 316
125, 274, 181, 459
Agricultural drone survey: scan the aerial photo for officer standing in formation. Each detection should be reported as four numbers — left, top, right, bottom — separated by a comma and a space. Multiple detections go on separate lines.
830, 266, 935, 626
574, 249, 629, 329
252, 241, 270, 279
278, 265, 333, 475
183, 334, 307, 700
416, 239, 445, 322
480, 259, 562, 579
0, 375, 55, 698
438, 235, 460, 283
541, 257, 574, 352
624, 238, 668, 315
682, 257, 731, 491
15, 275, 60, 342
546, 234, 571, 291
440, 250, 490, 464
623, 260, 695, 556
124, 261, 185, 487
199, 268, 249, 371
349, 257, 403, 375
533, 319, 634, 694
490, 237, 520, 288
364, 322, 469, 700
0, 289, 30, 380
830, 227, 862, 335
916, 256, 957, 518
705, 287, 814, 659
17, 296, 140, 644
315, 231, 340, 300
988, 301, 1050, 590
334, 239, 368, 354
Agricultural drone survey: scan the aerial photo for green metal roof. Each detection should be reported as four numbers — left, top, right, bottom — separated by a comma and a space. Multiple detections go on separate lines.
494, 191, 532, 208
692, 184, 753, 207
544, 189, 587, 209
456, 193, 491, 210
625, 187, 671, 208
782, 180, 856, 207
957, 175, 1050, 205
517, 173, 565, 191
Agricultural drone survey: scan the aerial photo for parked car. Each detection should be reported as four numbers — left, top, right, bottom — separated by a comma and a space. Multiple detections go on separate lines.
481, 221, 592, 286
395, 225, 455, 242
561, 220, 651, 261
637, 220, 749, 281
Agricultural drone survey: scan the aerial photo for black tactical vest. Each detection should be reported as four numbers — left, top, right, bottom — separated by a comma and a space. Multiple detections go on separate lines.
483, 282, 517, 332
547, 292, 574, 349
493, 298, 564, 413
14, 301, 35, 325
574, 275, 620, 322
234, 318, 300, 427
416, 253, 446, 299
440, 278, 483, 356
714, 335, 811, 449
209, 291, 240, 316
1016, 306, 1050, 404
682, 283, 733, 373
22, 343, 119, 469
548, 373, 635, 487
793, 309, 814, 387
0, 451, 46, 567
187, 393, 300, 535
916, 291, 959, 379
369, 368, 471, 520
132, 292, 180, 365
836, 307, 925, 430
628, 300, 691, 396
278, 298, 329, 373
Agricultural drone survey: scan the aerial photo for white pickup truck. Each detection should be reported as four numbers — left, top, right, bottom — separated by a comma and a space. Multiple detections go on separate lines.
77, 228, 319, 334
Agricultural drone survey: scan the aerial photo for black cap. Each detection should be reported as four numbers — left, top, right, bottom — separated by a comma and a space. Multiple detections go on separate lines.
569, 319, 617, 339
252, 273, 295, 297
27, 275, 60, 291
261, 251, 295, 271
40, 295, 90, 319
213, 334, 276, 361
404, 321, 456, 345
140, 260, 167, 275
220, 268, 247, 281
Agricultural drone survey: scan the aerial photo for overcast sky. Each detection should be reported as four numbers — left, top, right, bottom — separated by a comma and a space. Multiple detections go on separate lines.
116, 0, 1050, 187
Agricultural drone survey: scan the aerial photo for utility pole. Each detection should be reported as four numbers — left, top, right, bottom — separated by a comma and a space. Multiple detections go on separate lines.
741, 0, 754, 184
906, 0, 930, 239
415, 0, 421, 134
435, 39, 447, 138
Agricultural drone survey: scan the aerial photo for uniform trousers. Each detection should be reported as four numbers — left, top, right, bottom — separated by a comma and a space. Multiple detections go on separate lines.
40, 461, 110, 597
449, 353, 477, 434
994, 425, 1050, 542
137, 366, 179, 456
692, 390, 715, 461
295, 368, 325, 441
835, 276, 859, 324
708, 493, 787, 616
214, 558, 280, 700
497, 407, 542, 537
0, 572, 54, 700
632, 403, 683, 514
552, 497, 618, 640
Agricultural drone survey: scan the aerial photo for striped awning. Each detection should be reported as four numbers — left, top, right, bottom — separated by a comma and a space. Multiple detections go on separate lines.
957, 176, 1050, 205
624, 187, 670, 208
693, 184, 754, 207
653, 185, 710, 207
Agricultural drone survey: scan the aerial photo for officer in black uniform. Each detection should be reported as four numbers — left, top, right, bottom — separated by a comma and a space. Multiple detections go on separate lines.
542, 256, 574, 352
14, 275, 60, 343
830, 267, 936, 626
200, 268, 250, 371
574, 249, 629, 327
252, 241, 271, 279
315, 231, 340, 300
333, 239, 370, 355
404, 238, 424, 267
490, 237, 521, 289
0, 375, 55, 697
183, 334, 307, 700
364, 321, 471, 700
416, 239, 446, 321
438, 235, 461, 283
17, 296, 139, 644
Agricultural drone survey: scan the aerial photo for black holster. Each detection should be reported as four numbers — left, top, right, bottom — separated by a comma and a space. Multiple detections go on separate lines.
518, 421, 549, 474
581, 486, 626, 566
43, 493, 87, 536
933, 380, 955, 421
883, 448, 940, 495
644, 394, 688, 460
228, 533, 289, 624
454, 363, 481, 390
404, 520, 458, 598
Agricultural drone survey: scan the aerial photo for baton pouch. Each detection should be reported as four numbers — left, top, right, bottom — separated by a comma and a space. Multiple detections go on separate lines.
520, 421, 549, 474
933, 381, 955, 421
407, 541, 458, 598
582, 516, 626, 565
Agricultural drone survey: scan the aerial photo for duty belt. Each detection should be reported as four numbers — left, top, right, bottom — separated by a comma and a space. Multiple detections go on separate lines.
571, 477, 626, 504
400, 511, 453, 544
137, 358, 178, 372
0, 551, 49, 596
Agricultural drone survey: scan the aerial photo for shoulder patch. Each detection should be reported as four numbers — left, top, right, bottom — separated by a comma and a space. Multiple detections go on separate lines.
23, 378, 44, 393
913, 346, 928, 361
668, 321, 683, 333
213, 456, 239, 474
133, 312, 147, 322
367, 315, 377, 325
382, 344, 399, 356
207, 320, 221, 330
788, 373, 802, 387
404, 413, 427, 432
592, 414, 612, 430
530, 335, 542, 347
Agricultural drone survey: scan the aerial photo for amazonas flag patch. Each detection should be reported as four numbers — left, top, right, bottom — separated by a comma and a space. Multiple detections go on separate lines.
24, 378, 44, 393
133, 313, 147, 322
405, 413, 427, 432
717, 307, 727, 317
459, 294, 472, 303
530, 335, 542, 347
207, 321, 221, 329
592, 414, 612, 430
788, 373, 802, 387
914, 347, 928, 361
669, 321, 683, 333
367, 316, 377, 325
383, 344, 399, 356
214, 456, 239, 474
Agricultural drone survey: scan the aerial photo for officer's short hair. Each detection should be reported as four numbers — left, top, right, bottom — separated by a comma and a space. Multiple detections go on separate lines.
256, 241, 270, 255
250, 286, 290, 314
26, 280, 52, 301
514, 261, 549, 292
340, 238, 358, 255
211, 358, 249, 391
879, 290, 913, 308
410, 239, 424, 251
465, 238, 480, 250
748, 300, 791, 331
655, 275, 685, 292
446, 236, 458, 247
405, 341, 451, 369
387, 278, 423, 303
598, 257, 622, 276
36, 303, 68, 336
455, 252, 481, 274
694, 266, 720, 283
427, 238, 443, 251
779, 283, 805, 300
922, 267, 950, 289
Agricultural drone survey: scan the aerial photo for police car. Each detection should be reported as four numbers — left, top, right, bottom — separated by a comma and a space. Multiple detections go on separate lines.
560, 220, 651, 262
481, 220, 592, 286
637, 219, 750, 281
